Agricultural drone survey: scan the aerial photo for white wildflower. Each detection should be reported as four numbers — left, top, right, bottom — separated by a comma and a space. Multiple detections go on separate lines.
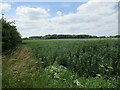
51, 66, 57, 70
50, 69, 53, 72
54, 73, 59, 79
71, 75, 74, 79
74, 79, 81, 86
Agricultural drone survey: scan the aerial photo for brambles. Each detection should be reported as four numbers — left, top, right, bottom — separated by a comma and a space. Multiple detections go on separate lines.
24, 38, 120, 78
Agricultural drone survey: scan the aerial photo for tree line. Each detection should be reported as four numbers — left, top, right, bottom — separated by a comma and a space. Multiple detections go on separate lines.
25, 34, 120, 40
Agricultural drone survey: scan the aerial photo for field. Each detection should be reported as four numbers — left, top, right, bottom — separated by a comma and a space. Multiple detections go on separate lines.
3, 38, 120, 88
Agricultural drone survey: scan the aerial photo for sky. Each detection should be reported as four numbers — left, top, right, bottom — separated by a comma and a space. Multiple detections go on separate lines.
0, 0, 119, 38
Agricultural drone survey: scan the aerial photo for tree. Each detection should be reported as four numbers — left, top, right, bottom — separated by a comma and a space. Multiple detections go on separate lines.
1, 17, 22, 53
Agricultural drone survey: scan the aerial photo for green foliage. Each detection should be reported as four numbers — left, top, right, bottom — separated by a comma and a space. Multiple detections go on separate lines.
23, 38, 120, 78
2, 19, 22, 53
3, 39, 120, 88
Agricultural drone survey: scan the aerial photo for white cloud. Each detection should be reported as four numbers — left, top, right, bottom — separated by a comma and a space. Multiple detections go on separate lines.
16, 6, 50, 20
56, 11, 62, 16
15, 1, 118, 37
0, 3, 11, 11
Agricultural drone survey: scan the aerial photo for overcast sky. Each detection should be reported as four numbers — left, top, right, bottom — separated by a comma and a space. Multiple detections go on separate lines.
1, 0, 119, 37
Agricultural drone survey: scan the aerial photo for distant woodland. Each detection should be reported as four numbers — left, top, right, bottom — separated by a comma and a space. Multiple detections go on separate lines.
24, 34, 120, 40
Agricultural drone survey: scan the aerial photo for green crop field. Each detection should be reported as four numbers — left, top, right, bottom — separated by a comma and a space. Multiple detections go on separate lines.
23, 38, 120, 77
3, 38, 120, 88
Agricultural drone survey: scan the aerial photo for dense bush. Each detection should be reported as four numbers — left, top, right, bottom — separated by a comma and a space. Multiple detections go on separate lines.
2, 19, 22, 53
